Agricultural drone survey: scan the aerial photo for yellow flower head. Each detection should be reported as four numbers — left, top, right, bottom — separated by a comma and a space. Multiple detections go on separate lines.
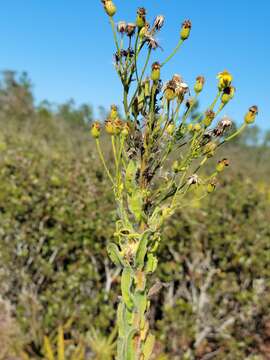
217, 70, 233, 90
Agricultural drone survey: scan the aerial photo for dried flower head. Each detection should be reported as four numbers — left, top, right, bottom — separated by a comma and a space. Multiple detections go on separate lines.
145, 34, 159, 49
188, 174, 199, 185
244, 105, 258, 124
203, 109, 215, 127
117, 21, 127, 34
163, 80, 177, 101
153, 15, 165, 30
213, 116, 232, 136
126, 23, 136, 37
180, 20, 192, 40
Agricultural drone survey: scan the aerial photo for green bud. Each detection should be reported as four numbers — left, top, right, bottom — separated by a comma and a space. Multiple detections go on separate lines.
244, 105, 258, 124
90, 122, 101, 139
180, 20, 192, 40
136, 7, 146, 28
203, 109, 215, 127
194, 75, 205, 94
151, 62, 161, 81
216, 158, 229, 172
102, 0, 116, 17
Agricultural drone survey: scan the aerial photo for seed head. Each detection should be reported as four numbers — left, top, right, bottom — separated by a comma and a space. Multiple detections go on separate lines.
213, 116, 232, 136
145, 34, 159, 49
153, 15, 165, 30
188, 174, 199, 185
244, 105, 258, 124
180, 20, 192, 40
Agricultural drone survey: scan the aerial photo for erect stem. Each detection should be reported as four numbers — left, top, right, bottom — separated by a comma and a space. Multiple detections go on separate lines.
128, 47, 152, 112
109, 17, 120, 54
161, 38, 184, 67
95, 139, 114, 185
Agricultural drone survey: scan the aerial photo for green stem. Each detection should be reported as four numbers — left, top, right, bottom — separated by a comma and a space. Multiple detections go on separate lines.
224, 123, 247, 142
109, 17, 120, 54
95, 139, 115, 185
161, 39, 184, 67
128, 48, 152, 112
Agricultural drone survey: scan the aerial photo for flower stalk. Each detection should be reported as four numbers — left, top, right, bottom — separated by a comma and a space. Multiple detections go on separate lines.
93, 2, 259, 359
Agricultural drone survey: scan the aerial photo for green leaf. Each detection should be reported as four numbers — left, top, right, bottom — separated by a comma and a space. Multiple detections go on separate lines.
128, 190, 143, 222
145, 254, 158, 274
135, 231, 151, 270
121, 268, 134, 310
107, 243, 124, 267
125, 160, 137, 194
142, 333, 155, 360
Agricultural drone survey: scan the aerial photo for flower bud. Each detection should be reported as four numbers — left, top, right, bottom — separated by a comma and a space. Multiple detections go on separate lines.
244, 105, 258, 125
122, 122, 130, 137
188, 124, 193, 132
194, 76, 205, 94
216, 158, 229, 172
221, 86, 235, 104
117, 21, 127, 34
114, 118, 123, 135
151, 62, 161, 81
139, 23, 150, 38
217, 70, 233, 91
105, 120, 115, 135
136, 7, 146, 28
203, 142, 217, 157
126, 23, 136, 37
166, 123, 175, 135
164, 80, 176, 101
207, 179, 217, 193
102, 0, 116, 17
180, 20, 192, 40
91, 122, 101, 139
153, 15, 165, 31
110, 104, 118, 120
194, 123, 201, 132
203, 110, 215, 127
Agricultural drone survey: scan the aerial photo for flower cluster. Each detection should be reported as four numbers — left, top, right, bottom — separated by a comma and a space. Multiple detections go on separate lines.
93, 2, 259, 359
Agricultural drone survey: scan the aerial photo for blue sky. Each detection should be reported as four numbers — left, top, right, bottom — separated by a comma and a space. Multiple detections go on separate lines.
0, 0, 269, 129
